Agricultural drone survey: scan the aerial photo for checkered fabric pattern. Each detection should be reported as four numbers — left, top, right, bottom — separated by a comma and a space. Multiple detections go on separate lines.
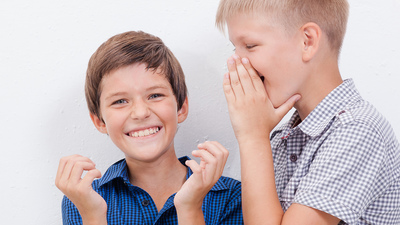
61, 156, 243, 225
271, 79, 400, 224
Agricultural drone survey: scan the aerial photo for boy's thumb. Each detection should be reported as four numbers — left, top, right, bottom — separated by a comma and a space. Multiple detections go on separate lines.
276, 94, 301, 117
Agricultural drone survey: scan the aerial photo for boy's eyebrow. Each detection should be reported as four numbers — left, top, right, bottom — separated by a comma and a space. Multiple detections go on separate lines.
104, 85, 170, 100
229, 34, 248, 44
146, 85, 170, 91
104, 92, 128, 101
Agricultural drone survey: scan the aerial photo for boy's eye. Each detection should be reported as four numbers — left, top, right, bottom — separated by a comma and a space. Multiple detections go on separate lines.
149, 93, 164, 99
113, 99, 127, 105
246, 45, 256, 49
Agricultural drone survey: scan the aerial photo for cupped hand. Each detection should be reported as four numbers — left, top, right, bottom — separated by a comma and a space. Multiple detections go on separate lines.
174, 141, 229, 209
55, 155, 107, 224
223, 54, 300, 143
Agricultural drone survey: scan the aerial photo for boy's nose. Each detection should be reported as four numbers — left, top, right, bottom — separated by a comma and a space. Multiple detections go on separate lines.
130, 101, 151, 120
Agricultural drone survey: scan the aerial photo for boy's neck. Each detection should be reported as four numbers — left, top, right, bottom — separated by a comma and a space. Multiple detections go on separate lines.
126, 154, 187, 188
125, 151, 187, 211
295, 56, 343, 121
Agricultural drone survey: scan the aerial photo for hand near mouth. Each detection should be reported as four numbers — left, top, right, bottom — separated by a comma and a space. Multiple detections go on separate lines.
223, 54, 300, 143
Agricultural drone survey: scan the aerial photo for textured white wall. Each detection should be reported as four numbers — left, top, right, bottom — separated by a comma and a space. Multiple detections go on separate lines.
0, 0, 399, 224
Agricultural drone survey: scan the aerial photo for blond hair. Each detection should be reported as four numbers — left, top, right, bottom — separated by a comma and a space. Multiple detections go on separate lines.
85, 31, 187, 121
216, 0, 349, 53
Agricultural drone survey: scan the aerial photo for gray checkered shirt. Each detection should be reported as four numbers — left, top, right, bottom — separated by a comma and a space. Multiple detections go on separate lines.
271, 79, 400, 224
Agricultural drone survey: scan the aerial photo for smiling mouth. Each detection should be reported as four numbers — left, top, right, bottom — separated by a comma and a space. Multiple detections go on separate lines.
126, 127, 161, 138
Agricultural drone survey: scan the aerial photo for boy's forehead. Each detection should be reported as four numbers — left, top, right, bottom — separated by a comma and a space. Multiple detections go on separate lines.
227, 13, 278, 38
100, 63, 171, 89
229, 8, 275, 21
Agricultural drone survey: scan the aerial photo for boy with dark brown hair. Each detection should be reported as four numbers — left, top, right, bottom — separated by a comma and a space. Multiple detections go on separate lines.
55, 31, 243, 225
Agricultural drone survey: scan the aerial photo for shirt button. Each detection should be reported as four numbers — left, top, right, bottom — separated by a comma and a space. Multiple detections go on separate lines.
141, 199, 150, 207
290, 154, 297, 162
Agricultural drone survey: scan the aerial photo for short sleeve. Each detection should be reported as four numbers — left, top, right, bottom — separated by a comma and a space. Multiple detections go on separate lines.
294, 122, 388, 224
62, 195, 83, 225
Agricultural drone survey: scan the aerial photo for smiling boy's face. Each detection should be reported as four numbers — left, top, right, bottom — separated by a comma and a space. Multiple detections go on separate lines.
227, 13, 307, 108
91, 63, 188, 164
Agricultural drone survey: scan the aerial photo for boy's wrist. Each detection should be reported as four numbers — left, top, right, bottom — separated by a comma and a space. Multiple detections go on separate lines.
175, 199, 203, 213
237, 135, 270, 149
80, 207, 108, 225
82, 215, 107, 225
176, 204, 205, 225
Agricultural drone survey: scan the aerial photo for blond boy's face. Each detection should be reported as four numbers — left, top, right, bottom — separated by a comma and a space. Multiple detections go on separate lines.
227, 13, 306, 108
92, 63, 188, 164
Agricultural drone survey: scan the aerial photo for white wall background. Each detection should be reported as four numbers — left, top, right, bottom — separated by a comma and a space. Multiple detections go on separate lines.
1, 0, 399, 224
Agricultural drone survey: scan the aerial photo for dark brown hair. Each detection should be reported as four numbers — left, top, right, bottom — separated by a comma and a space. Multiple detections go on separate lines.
85, 31, 187, 120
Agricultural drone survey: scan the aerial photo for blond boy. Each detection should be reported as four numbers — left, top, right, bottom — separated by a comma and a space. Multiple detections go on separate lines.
55, 31, 243, 225
216, 0, 400, 224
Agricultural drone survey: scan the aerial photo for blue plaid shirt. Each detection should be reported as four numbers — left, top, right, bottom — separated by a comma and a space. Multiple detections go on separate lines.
271, 79, 400, 224
61, 156, 243, 224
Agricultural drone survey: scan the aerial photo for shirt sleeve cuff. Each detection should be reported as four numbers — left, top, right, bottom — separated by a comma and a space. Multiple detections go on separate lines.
294, 189, 359, 224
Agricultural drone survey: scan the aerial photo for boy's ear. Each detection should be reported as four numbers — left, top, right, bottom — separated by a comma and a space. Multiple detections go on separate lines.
90, 113, 108, 134
177, 97, 189, 123
301, 22, 321, 62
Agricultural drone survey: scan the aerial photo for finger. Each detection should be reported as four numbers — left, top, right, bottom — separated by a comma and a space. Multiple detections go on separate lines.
276, 94, 301, 118
56, 156, 70, 186
227, 56, 244, 96
57, 156, 94, 188
241, 57, 266, 93
56, 155, 83, 183
69, 161, 97, 183
192, 150, 217, 166
232, 55, 256, 95
191, 150, 218, 183
197, 141, 229, 162
197, 142, 229, 179
185, 159, 202, 176
223, 72, 236, 103
80, 169, 101, 188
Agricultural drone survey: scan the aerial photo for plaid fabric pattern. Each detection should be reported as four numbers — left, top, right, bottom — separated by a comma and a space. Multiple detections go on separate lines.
271, 79, 400, 224
62, 156, 243, 225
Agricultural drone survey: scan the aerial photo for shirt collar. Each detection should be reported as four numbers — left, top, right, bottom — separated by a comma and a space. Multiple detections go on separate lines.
284, 79, 361, 138
97, 156, 228, 191
96, 159, 130, 187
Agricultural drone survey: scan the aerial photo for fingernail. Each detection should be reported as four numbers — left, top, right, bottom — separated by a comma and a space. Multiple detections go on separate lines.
224, 73, 230, 79
242, 58, 249, 64
228, 59, 235, 64
232, 54, 239, 59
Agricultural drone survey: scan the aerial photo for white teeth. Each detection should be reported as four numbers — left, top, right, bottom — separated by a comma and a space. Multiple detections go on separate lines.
130, 127, 160, 137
